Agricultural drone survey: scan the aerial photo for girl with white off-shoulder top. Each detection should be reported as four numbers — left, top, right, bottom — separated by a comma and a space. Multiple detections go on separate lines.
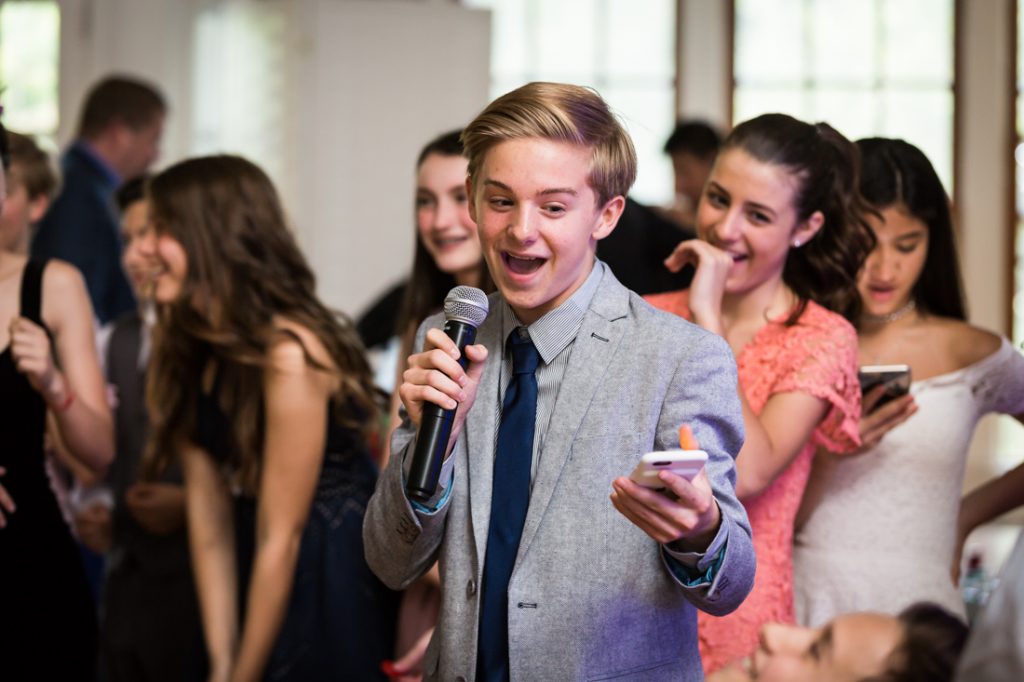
794, 138, 1024, 627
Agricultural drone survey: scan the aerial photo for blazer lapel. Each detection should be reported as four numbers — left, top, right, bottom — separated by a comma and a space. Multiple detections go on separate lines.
465, 308, 503, 563
514, 273, 630, 564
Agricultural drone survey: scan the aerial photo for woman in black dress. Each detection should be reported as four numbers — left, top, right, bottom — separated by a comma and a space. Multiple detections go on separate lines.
142, 154, 397, 681
0, 120, 115, 677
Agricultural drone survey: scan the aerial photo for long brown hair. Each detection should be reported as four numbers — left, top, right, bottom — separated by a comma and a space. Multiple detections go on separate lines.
144, 155, 378, 491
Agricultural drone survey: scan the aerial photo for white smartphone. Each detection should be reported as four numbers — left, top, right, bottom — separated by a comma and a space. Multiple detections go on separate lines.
628, 450, 708, 489
858, 364, 912, 410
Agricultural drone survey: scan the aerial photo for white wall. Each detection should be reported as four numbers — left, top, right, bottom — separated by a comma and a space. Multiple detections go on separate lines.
57, 0, 196, 167
677, 0, 731, 129
289, 0, 490, 317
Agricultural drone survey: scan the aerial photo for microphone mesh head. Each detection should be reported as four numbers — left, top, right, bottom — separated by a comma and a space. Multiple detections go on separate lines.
444, 286, 489, 326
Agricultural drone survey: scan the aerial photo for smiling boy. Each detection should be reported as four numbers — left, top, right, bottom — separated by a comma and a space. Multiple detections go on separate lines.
364, 82, 754, 682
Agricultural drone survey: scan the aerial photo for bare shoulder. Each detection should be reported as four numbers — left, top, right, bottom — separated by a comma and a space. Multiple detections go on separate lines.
931, 317, 1002, 369
42, 259, 88, 295
267, 316, 337, 377
41, 259, 92, 329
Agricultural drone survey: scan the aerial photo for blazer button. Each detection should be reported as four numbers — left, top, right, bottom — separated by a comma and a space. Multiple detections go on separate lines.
466, 579, 477, 597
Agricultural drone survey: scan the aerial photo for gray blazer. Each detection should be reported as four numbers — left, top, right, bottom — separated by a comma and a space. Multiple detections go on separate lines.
364, 269, 755, 681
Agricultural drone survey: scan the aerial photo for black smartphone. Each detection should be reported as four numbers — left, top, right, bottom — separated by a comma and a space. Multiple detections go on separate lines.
858, 364, 912, 410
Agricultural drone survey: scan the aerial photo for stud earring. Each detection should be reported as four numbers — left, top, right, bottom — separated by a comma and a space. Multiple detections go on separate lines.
792, 238, 801, 248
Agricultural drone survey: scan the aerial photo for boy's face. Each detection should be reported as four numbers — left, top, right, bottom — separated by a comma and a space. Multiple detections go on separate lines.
714, 613, 903, 681
469, 137, 623, 325
120, 198, 160, 299
113, 112, 165, 180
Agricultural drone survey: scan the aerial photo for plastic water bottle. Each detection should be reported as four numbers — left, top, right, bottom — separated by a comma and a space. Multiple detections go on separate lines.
961, 553, 990, 624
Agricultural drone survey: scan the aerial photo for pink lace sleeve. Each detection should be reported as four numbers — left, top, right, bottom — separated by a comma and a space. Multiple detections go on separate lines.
772, 309, 862, 454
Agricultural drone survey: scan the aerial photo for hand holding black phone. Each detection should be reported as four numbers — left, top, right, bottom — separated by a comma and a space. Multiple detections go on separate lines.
858, 364, 912, 411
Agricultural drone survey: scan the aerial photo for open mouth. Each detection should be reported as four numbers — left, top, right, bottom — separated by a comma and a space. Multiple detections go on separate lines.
502, 251, 546, 276
867, 283, 897, 298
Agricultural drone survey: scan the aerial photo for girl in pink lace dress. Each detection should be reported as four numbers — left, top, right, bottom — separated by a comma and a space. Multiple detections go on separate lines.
646, 114, 874, 673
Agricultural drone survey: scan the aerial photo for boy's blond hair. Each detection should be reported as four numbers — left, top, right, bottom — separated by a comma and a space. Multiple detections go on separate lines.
461, 82, 637, 207
7, 131, 59, 201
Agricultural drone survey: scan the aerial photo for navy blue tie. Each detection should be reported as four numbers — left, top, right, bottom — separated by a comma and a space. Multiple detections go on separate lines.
477, 328, 540, 682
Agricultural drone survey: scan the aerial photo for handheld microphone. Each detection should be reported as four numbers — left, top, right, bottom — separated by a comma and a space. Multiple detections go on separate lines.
406, 286, 489, 502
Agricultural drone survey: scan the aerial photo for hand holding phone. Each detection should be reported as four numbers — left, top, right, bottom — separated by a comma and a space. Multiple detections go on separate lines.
612, 424, 719, 549
628, 450, 708, 489
858, 364, 912, 411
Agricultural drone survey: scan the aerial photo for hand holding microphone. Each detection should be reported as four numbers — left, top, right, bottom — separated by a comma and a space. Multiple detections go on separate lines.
401, 287, 489, 501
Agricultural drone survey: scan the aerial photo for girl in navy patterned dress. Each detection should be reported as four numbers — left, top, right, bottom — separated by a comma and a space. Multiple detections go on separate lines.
142, 155, 397, 681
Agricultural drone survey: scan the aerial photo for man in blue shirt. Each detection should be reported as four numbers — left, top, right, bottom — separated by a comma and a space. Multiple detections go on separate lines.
32, 75, 166, 325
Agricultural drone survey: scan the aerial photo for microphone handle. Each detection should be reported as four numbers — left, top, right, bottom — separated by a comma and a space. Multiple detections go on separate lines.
406, 319, 478, 502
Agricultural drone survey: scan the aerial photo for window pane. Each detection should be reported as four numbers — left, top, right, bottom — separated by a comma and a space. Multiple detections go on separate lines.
603, 86, 675, 202
734, 0, 954, 190
809, 0, 877, 86
882, 0, 953, 82
464, 0, 676, 204
606, 0, 674, 80
191, 2, 290, 185
0, 1, 61, 137
534, 0, 598, 79
808, 88, 880, 137
879, 90, 954, 190
734, 87, 808, 123
734, 0, 805, 84
467, 0, 531, 81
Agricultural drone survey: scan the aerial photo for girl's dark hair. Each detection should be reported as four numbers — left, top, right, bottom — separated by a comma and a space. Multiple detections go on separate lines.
144, 155, 378, 492
857, 137, 967, 321
115, 173, 149, 213
397, 129, 494, 343
724, 114, 876, 324
866, 603, 968, 682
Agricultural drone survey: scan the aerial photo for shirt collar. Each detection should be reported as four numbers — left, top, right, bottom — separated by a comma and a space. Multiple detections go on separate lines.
500, 260, 605, 365
72, 140, 122, 188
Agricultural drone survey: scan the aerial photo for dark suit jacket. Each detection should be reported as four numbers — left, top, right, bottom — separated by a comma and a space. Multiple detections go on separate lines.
102, 310, 199, 662
32, 143, 135, 324
597, 197, 695, 296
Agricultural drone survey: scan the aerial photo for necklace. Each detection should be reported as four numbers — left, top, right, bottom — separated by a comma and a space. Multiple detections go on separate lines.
862, 299, 917, 325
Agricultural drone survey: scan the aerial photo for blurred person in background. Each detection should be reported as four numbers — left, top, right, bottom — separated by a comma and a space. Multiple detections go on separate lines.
75, 175, 205, 682
794, 138, 1024, 627
648, 113, 873, 673
710, 603, 967, 682
0, 112, 115, 680
144, 154, 396, 681
32, 74, 166, 327
663, 119, 722, 228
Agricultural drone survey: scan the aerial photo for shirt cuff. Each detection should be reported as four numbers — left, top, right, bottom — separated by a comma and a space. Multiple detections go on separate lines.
403, 440, 456, 516
661, 520, 729, 586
